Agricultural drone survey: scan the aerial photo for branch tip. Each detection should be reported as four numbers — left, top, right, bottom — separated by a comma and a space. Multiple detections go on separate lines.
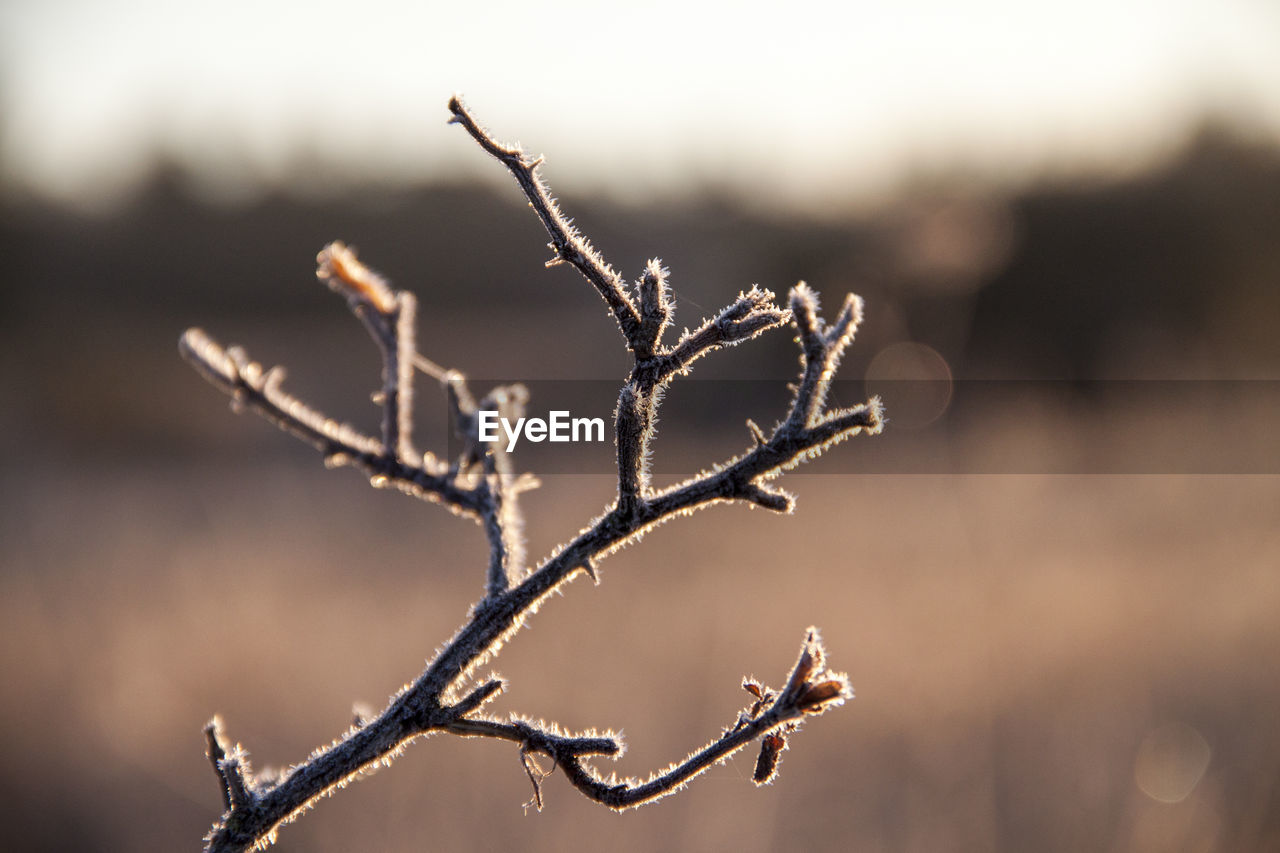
663, 287, 789, 379
204, 718, 232, 811
448, 96, 641, 346
220, 750, 255, 811
180, 328, 237, 391
788, 282, 821, 338
635, 259, 673, 354
740, 481, 795, 513
205, 718, 257, 813
825, 292, 864, 346
316, 241, 396, 315
775, 628, 851, 717
449, 678, 506, 720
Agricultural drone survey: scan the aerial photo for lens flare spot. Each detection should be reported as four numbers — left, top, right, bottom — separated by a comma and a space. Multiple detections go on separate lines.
865, 341, 953, 429
1134, 721, 1211, 804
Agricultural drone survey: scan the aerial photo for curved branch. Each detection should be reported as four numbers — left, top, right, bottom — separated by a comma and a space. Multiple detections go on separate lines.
453, 629, 851, 810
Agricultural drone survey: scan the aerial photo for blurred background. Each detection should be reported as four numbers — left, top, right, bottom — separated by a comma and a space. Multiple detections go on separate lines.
2, 0, 1278, 850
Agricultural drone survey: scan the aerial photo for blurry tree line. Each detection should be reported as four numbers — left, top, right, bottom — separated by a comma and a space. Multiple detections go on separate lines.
2, 121, 1276, 460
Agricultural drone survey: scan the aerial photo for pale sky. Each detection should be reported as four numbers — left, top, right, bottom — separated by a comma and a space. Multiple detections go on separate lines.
2, 0, 1279, 210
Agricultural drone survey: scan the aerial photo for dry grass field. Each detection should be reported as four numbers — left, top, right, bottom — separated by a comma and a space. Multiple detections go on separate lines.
4, 405, 1276, 850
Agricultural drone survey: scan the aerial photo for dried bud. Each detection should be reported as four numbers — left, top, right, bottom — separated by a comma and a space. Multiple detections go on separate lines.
317, 242, 397, 314
753, 732, 787, 785
796, 678, 848, 714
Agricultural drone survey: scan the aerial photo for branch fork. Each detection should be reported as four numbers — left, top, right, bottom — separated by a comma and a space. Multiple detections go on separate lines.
183, 97, 882, 852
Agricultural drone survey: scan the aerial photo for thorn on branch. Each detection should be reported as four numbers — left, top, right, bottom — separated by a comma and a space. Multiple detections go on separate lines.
205, 717, 256, 812
204, 718, 232, 812
220, 749, 255, 811
447, 678, 506, 721
739, 481, 795, 513
352, 703, 374, 729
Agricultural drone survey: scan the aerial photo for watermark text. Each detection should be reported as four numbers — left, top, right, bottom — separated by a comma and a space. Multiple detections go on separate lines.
478, 410, 606, 452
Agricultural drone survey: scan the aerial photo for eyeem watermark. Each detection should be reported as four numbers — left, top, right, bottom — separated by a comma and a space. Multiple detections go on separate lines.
478, 410, 606, 452
462, 379, 1279, 474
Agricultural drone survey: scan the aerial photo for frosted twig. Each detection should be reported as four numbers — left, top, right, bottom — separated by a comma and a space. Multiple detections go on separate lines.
184, 97, 882, 853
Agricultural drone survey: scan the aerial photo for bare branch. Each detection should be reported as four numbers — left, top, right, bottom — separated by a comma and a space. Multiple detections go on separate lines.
446, 717, 623, 760
547, 629, 850, 809
786, 285, 864, 430
662, 286, 791, 380
740, 481, 796, 513
184, 97, 883, 852
317, 242, 419, 463
447, 95, 643, 348
179, 329, 483, 517
204, 718, 233, 812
